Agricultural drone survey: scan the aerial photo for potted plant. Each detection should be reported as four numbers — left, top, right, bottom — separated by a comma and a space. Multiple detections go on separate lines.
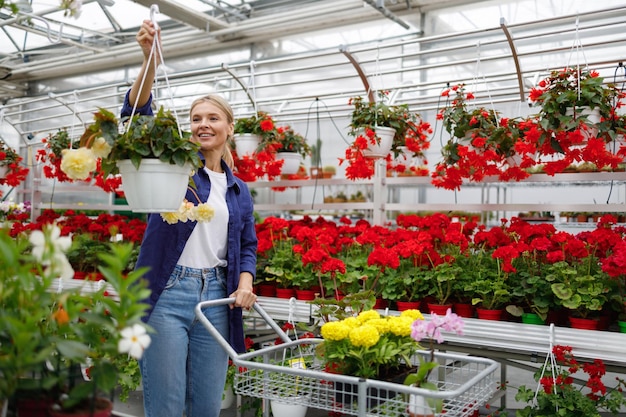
515, 345, 626, 417
322, 165, 336, 178
268, 126, 311, 176
544, 257, 615, 329
232, 111, 277, 157
0, 139, 29, 194
316, 308, 424, 407
0, 224, 151, 417
62, 107, 202, 212
342, 90, 431, 180
432, 84, 535, 190
309, 138, 323, 178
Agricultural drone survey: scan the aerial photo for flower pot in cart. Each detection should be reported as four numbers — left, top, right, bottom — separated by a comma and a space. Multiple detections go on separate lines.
117, 159, 192, 213
357, 126, 395, 158
277, 152, 303, 175
270, 398, 308, 417
408, 393, 435, 417
234, 133, 261, 157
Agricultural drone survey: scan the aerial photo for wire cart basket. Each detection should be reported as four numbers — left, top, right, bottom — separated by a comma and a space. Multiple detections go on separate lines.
195, 298, 499, 417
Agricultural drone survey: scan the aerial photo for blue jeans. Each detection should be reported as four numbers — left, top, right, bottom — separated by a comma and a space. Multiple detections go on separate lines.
140, 265, 229, 417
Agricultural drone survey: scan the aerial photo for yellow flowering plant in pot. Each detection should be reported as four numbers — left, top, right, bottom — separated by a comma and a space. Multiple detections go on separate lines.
316, 308, 425, 408
316, 309, 424, 379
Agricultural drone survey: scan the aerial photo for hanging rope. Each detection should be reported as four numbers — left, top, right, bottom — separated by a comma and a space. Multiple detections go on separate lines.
126, 4, 183, 139
249, 60, 257, 114
472, 41, 496, 112
566, 15, 590, 101
532, 324, 559, 412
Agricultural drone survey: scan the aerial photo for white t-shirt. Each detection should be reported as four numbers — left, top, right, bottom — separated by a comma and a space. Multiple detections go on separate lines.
177, 168, 229, 268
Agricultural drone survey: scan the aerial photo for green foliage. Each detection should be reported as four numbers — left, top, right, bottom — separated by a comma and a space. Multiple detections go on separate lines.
81, 107, 202, 177
545, 259, 614, 318
0, 226, 151, 411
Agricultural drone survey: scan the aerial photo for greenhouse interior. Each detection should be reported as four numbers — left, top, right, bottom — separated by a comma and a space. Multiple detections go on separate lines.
2, 0, 626, 416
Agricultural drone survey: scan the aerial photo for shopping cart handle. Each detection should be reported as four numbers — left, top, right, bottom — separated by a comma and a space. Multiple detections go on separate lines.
194, 298, 292, 359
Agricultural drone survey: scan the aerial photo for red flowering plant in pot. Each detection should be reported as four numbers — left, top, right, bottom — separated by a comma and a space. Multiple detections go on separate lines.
527, 67, 625, 174
0, 139, 29, 192
341, 91, 432, 180
231, 112, 283, 181
431, 84, 537, 190
515, 345, 626, 417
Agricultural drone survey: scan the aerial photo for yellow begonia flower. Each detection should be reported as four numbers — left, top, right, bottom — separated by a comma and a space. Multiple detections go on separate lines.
320, 321, 351, 341
161, 211, 180, 225
191, 202, 215, 222
60, 147, 97, 180
91, 137, 112, 158
349, 324, 380, 348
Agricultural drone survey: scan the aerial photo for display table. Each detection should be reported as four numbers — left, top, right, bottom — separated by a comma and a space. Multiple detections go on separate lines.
252, 296, 626, 367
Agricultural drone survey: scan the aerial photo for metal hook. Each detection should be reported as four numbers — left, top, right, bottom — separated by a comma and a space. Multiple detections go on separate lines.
20, 13, 64, 44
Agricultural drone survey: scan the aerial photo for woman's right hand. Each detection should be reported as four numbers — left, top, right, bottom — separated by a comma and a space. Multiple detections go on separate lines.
136, 19, 161, 63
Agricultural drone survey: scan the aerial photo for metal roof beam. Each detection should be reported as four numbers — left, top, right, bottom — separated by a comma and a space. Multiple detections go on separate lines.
132, 0, 231, 31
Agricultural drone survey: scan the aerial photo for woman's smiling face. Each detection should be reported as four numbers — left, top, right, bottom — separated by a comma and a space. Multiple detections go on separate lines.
190, 101, 234, 153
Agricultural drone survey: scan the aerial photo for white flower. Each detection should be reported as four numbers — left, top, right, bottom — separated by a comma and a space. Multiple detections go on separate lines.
118, 324, 151, 359
90, 137, 112, 159
29, 224, 74, 280
160, 200, 214, 224
190, 202, 215, 222
60, 147, 97, 180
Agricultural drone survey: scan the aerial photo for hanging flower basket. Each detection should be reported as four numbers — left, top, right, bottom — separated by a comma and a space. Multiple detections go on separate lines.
233, 133, 261, 157
358, 126, 395, 158
276, 152, 303, 175
117, 159, 192, 213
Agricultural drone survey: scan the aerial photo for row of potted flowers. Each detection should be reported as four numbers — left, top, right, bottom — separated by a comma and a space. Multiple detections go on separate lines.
6, 206, 626, 332
254, 212, 626, 331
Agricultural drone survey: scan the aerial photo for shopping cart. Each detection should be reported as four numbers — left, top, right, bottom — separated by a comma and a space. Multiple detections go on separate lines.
195, 298, 499, 417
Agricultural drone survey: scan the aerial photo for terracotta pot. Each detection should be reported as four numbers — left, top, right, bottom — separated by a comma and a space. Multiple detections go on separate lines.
295, 288, 316, 301
453, 303, 475, 318
396, 301, 421, 312
275, 288, 296, 299
476, 308, 504, 321
427, 303, 452, 316
256, 283, 276, 297
569, 316, 601, 330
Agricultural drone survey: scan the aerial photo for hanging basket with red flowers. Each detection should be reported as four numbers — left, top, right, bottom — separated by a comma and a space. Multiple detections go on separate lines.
431, 84, 538, 190
341, 91, 432, 180
0, 139, 29, 197
231, 111, 285, 181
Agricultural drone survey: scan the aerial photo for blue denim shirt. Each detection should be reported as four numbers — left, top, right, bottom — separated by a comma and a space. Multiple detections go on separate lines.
121, 91, 257, 353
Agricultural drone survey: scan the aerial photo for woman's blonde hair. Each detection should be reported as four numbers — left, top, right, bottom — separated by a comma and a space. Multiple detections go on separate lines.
189, 94, 235, 169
